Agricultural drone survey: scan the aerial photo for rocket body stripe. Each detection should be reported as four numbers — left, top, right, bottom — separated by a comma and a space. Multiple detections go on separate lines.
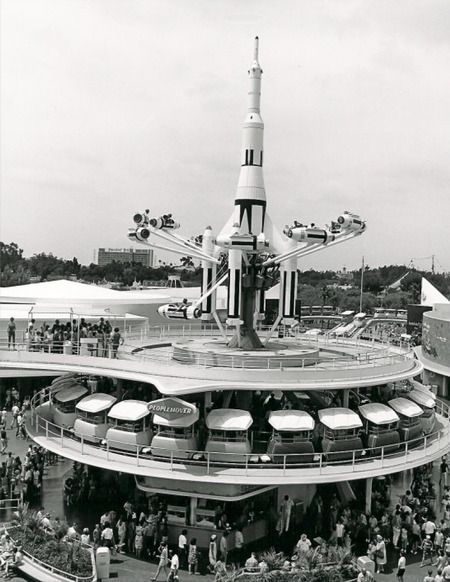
201, 227, 217, 319
227, 250, 242, 319
279, 240, 298, 320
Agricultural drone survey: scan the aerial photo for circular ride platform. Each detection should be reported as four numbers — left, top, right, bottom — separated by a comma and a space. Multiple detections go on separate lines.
172, 337, 320, 368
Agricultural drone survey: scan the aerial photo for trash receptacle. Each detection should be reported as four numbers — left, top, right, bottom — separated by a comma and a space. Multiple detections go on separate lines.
63, 341, 72, 355
96, 546, 111, 580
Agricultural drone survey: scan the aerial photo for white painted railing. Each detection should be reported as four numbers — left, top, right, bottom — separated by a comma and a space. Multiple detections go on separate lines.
0, 335, 415, 372
27, 388, 450, 479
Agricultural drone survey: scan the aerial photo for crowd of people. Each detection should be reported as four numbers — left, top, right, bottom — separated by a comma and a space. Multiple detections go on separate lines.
6, 316, 124, 358
0, 390, 49, 508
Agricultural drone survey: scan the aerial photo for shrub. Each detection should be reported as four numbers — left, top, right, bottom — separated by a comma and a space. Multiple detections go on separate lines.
10, 511, 93, 578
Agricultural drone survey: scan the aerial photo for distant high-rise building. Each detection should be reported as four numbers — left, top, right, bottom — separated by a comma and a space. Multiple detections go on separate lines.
96, 248, 154, 267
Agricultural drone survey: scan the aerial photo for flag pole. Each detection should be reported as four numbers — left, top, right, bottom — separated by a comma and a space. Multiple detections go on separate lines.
359, 256, 365, 313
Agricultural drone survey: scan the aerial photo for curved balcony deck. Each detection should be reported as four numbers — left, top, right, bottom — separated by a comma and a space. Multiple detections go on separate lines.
0, 334, 423, 394
26, 389, 450, 486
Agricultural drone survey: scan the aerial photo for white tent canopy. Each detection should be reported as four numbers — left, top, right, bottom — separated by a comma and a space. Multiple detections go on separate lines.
421, 278, 449, 307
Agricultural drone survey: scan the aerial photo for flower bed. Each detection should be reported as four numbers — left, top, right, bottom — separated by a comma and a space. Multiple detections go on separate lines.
229, 547, 359, 582
9, 510, 94, 579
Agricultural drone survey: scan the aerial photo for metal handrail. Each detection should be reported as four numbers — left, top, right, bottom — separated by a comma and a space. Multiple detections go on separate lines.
27, 388, 450, 477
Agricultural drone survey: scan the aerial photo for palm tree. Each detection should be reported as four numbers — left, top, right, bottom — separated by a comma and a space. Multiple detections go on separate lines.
180, 256, 194, 268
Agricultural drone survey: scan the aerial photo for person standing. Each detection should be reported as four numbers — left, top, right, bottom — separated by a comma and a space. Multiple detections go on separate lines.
208, 534, 217, 573
7, 318, 16, 350
397, 550, 406, 582
188, 538, 198, 575
219, 532, 228, 565
0, 427, 7, 454
10, 403, 19, 430
375, 535, 387, 574
167, 550, 179, 581
441, 458, 449, 489
234, 527, 244, 568
279, 494, 295, 533
110, 327, 123, 359
178, 529, 188, 569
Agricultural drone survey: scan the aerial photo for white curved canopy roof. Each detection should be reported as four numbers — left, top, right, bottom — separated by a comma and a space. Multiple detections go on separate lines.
268, 410, 314, 431
318, 407, 362, 430
388, 397, 423, 418
76, 393, 117, 413
358, 403, 399, 425
153, 409, 199, 427
54, 385, 88, 403
108, 399, 150, 421
206, 409, 253, 431
407, 389, 436, 409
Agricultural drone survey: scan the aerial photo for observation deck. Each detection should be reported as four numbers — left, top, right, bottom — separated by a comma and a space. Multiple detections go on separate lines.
0, 328, 423, 394
26, 386, 450, 485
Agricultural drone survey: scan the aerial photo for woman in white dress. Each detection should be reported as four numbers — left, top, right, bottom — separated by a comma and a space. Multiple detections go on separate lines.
375, 534, 387, 574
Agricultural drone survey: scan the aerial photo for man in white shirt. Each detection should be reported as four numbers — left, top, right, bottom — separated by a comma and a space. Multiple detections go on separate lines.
178, 530, 187, 569
423, 519, 437, 540
101, 524, 114, 549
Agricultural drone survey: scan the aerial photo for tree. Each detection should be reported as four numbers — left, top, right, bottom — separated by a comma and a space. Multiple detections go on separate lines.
0, 241, 23, 269
180, 256, 194, 268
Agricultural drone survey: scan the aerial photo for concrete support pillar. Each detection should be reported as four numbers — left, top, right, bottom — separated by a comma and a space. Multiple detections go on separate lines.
204, 392, 212, 414
342, 389, 349, 408
116, 379, 124, 400
189, 497, 197, 526
365, 477, 373, 514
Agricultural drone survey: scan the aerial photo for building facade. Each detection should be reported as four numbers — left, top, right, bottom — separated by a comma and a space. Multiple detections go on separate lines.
96, 247, 154, 267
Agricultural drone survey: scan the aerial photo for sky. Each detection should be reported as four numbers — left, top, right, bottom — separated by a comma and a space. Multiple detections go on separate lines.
1, 0, 449, 272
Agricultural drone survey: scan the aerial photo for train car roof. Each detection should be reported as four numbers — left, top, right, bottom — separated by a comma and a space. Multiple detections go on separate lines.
206, 409, 253, 431
407, 389, 436, 409
53, 385, 88, 403
358, 403, 399, 425
388, 397, 423, 418
76, 393, 117, 414
153, 408, 200, 428
268, 410, 315, 431
108, 400, 150, 421
318, 407, 362, 430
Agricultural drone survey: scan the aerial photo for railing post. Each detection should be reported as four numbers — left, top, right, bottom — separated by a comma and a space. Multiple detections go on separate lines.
380, 445, 384, 467
319, 453, 323, 474
283, 454, 286, 476
136, 445, 139, 467
423, 435, 427, 456
245, 454, 249, 476
404, 440, 408, 463
352, 449, 356, 469
61, 426, 64, 447
81, 437, 84, 455
206, 453, 210, 475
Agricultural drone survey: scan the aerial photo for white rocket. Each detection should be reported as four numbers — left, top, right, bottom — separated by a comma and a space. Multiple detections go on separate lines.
128, 37, 366, 331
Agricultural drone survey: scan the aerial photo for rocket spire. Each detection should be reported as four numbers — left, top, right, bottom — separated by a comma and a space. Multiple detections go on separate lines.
253, 36, 259, 64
